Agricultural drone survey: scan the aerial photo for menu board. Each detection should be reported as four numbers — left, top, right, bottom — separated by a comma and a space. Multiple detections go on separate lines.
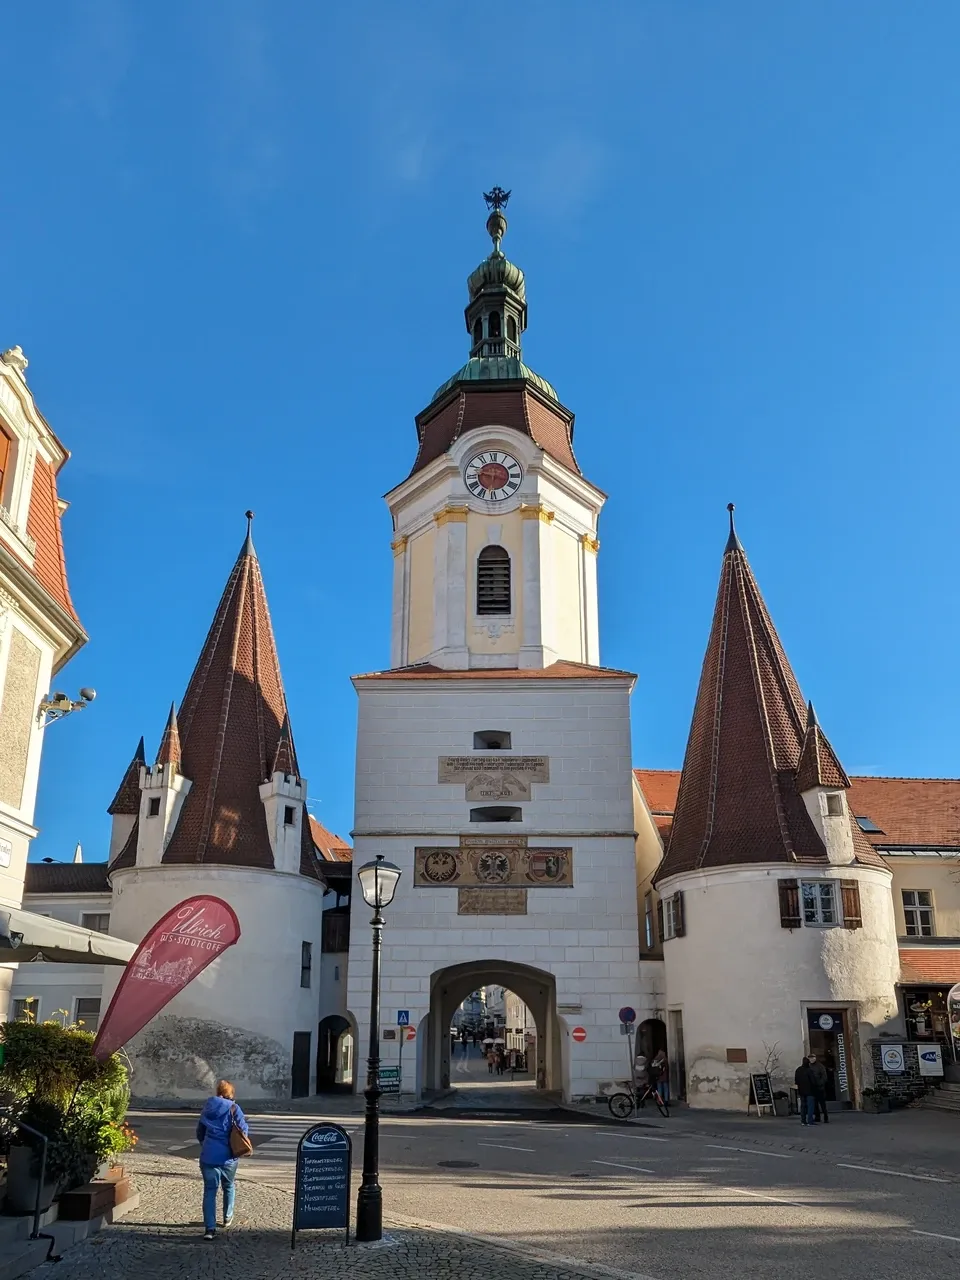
291, 1123, 351, 1247
749, 1073, 774, 1110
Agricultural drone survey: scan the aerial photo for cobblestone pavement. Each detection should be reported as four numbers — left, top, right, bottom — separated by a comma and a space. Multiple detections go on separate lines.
34, 1155, 653, 1280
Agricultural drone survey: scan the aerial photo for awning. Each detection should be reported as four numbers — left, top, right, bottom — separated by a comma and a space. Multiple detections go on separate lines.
0, 908, 135, 966
900, 947, 960, 985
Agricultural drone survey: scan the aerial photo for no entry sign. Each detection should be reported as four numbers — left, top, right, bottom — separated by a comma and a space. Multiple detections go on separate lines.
572, 1026, 587, 1043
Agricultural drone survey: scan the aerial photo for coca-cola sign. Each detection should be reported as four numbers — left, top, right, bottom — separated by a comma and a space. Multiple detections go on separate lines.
93, 896, 241, 1060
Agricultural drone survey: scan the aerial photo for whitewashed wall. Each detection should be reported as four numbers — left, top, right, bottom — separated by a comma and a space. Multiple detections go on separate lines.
658, 863, 902, 1108
347, 673, 642, 1101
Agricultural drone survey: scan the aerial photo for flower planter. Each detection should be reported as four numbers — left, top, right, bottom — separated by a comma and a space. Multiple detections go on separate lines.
773, 1098, 790, 1117
5, 1143, 59, 1214
861, 1097, 890, 1114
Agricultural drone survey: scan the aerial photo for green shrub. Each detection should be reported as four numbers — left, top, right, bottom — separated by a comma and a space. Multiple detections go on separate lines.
0, 1019, 134, 1188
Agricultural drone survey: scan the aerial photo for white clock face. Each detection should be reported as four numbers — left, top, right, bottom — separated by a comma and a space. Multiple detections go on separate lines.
463, 450, 523, 502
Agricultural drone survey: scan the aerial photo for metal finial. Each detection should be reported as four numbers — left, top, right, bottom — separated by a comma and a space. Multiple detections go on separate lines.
724, 502, 743, 554
483, 186, 511, 212
243, 510, 255, 554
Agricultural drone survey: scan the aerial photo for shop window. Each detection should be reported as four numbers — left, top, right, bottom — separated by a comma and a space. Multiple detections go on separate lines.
902, 889, 935, 937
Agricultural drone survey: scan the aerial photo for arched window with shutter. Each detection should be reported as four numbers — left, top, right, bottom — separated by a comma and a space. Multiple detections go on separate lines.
476, 545, 511, 615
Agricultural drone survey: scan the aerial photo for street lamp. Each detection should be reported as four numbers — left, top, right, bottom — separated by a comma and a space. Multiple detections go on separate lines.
355, 854, 402, 1242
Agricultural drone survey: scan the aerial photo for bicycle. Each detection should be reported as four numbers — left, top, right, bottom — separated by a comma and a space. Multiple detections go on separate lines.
607, 1080, 670, 1120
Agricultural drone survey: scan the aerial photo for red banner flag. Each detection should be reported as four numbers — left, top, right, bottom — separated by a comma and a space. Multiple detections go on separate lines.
92, 896, 241, 1060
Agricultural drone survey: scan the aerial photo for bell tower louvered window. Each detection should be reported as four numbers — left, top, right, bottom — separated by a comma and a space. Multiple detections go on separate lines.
477, 545, 511, 615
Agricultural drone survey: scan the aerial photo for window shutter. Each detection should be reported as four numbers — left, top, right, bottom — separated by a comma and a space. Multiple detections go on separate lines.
840, 880, 862, 930
778, 878, 801, 929
673, 891, 686, 937
656, 897, 664, 944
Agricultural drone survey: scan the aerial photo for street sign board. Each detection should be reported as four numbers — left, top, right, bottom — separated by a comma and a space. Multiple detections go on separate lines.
378, 1066, 401, 1094
618, 1006, 636, 1025
397, 1010, 410, 1026
881, 1045, 905, 1074
572, 1026, 587, 1043
291, 1122, 351, 1249
918, 1045, 943, 1077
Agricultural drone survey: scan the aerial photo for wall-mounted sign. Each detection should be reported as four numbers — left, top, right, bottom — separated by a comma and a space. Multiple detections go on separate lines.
458, 887, 527, 915
880, 1044, 905, 1074
415, 836, 572, 888
438, 756, 549, 802
572, 1027, 587, 1043
0, 839, 11, 869
918, 1046, 943, 1077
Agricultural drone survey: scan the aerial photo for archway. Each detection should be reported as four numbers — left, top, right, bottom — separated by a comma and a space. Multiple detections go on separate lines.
423, 960, 562, 1098
635, 1017, 667, 1065
316, 1014, 354, 1094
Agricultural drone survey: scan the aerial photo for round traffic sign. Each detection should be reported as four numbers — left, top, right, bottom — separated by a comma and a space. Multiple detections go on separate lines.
572, 1026, 587, 1043
618, 1006, 636, 1025
406, 1026, 417, 1041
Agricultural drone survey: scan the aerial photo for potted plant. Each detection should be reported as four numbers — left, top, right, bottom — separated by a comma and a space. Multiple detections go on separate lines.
861, 1086, 890, 1114
0, 1016, 135, 1213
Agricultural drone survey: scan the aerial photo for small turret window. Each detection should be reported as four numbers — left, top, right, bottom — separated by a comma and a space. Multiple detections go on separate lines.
473, 318, 483, 347
507, 315, 517, 343
477, 546, 510, 615
488, 311, 501, 338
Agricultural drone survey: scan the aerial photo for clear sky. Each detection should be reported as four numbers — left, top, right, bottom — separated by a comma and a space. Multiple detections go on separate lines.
5, 2, 959, 862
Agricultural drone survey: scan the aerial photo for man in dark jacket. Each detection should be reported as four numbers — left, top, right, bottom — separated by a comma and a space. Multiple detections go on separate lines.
794, 1058, 816, 1126
808, 1053, 830, 1123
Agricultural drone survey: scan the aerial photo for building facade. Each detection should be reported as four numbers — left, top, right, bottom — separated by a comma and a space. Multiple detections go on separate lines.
0, 346, 87, 1017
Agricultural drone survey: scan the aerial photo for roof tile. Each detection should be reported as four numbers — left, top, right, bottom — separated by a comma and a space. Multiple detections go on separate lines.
354, 660, 635, 683
107, 737, 146, 816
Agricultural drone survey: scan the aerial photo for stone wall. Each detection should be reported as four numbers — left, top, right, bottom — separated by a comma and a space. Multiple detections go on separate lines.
869, 1040, 934, 1102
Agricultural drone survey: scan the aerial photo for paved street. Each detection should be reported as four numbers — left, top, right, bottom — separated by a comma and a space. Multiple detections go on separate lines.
37, 1087, 960, 1279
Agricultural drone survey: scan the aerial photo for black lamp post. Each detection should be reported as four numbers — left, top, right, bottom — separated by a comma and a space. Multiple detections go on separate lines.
355, 854, 402, 1243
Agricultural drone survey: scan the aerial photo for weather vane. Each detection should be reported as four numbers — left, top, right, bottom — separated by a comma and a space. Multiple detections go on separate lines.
483, 186, 511, 212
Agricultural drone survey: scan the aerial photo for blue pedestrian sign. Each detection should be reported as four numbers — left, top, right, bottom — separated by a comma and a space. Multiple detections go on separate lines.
397, 1010, 410, 1026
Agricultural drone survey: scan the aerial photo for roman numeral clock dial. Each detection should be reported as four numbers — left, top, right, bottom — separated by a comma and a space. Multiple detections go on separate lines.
463, 451, 523, 502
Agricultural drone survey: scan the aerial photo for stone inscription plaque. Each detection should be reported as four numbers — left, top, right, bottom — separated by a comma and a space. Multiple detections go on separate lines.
438, 755, 549, 802
415, 837, 573, 888
458, 888, 528, 915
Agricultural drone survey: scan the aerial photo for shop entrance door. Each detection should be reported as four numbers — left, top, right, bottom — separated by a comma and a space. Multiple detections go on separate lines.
807, 1009, 851, 1108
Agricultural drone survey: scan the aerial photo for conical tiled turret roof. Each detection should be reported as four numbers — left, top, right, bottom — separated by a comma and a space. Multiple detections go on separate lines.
107, 737, 146, 816
657, 510, 883, 880
155, 703, 182, 771
152, 514, 319, 879
796, 702, 849, 793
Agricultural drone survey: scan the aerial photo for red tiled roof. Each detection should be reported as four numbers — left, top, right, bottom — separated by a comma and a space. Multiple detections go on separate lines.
107, 737, 146, 816
155, 704, 181, 771
24, 863, 111, 894
796, 706, 849, 793
635, 770, 960, 851
410, 384, 579, 476
900, 948, 960, 984
272, 714, 297, 776
155, 524, 321, 880
24, 457, 81, 624
655, 524, 884, 881
309, 816, 352, 863
354, 660, 635, 683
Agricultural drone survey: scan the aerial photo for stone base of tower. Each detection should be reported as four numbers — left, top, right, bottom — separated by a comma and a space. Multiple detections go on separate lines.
658, 864, 902, 1110
106, 865, 325, 1101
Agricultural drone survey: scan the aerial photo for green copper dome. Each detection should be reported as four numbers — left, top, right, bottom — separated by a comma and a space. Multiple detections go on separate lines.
467, 252, 525, 300
430, 356, 558, 405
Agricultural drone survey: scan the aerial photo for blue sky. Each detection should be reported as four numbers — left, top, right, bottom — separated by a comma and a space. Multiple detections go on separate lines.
6, 2, 959, 861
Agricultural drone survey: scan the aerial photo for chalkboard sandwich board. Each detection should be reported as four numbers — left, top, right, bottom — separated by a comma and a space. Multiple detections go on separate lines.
748, 1072, 774, 1114
291, 1122, 352, 1249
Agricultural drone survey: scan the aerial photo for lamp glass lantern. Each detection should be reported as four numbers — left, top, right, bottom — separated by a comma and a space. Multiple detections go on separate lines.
357, 856, 401, 911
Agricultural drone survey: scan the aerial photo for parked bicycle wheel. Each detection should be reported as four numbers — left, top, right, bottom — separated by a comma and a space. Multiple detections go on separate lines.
607, 1092, 635, 1120
655, 1091, 670, 1118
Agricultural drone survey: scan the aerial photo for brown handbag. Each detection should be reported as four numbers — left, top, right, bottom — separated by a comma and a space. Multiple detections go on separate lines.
229, 1104, 253, 1158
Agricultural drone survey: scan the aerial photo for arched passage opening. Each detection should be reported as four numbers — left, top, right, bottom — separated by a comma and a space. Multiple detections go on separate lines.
423, 960, 563, 1098
316, 1014, 355, 1094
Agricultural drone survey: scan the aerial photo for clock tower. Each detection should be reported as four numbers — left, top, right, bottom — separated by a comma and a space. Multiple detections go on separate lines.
347, 193, 643, 1107
388, 191, 603, 671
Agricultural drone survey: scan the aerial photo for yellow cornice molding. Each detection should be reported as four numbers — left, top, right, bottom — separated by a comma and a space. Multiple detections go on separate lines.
581, 533, 600, 554
434, 505, 470, 527
390, 535, 408, 555
519, 503, 555, 524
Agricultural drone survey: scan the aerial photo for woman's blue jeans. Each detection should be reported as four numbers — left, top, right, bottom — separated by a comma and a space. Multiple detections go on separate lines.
200, 1160, 238, 1229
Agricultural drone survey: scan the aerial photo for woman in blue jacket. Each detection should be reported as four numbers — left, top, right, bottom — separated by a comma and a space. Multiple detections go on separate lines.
196, 1079, 249, 1239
